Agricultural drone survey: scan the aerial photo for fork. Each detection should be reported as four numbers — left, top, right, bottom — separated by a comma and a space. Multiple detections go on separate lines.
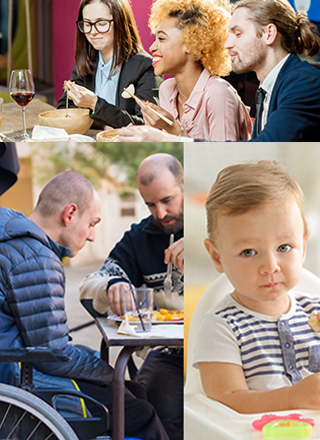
163, 234, 174, 296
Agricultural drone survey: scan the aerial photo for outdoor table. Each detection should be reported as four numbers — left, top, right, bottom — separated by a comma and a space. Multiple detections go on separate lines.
1, 99, 99, 140
95, 317, 184, 440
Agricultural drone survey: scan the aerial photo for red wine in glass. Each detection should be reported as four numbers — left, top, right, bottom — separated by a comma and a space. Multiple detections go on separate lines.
9, 69, 35, 140
10, 92, 35, 108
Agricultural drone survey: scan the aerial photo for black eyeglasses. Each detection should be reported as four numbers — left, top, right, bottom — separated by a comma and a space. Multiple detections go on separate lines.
77, 19, 113, 34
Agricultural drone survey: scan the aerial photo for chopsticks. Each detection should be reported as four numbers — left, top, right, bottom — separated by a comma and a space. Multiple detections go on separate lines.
0, 133, 14, 142
123, 87, 173, 126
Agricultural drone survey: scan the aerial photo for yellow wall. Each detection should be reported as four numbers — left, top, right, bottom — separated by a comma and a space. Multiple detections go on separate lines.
0, 157, 33, 215
184, 283, 210, 376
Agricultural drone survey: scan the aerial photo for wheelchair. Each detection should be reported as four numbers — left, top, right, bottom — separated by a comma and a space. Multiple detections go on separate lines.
0, 347, 110, 440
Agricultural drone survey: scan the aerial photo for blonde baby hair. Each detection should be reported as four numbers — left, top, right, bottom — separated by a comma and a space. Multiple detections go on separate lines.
205, 160, 309, 240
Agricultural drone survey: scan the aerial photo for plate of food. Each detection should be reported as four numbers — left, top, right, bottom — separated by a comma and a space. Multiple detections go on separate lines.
108, 308, 184, 324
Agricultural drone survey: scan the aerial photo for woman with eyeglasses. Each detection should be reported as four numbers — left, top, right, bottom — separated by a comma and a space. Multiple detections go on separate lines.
57, 0, 162, 129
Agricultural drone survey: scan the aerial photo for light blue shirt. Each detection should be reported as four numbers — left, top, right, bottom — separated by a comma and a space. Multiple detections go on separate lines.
95, 51, 120, 105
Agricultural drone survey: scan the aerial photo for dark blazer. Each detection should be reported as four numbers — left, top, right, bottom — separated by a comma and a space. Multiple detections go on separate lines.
252, 54, 320, 141
57, 50, 163, 129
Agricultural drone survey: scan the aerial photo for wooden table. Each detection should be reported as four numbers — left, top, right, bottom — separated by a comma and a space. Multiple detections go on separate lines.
1, 99, 98, 140
95, 318, 184, 440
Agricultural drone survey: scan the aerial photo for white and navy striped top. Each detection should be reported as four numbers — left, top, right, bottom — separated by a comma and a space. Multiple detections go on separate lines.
193, 292, 320, 391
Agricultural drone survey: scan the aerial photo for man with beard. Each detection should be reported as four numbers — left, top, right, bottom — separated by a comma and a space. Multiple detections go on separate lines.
224, 0, 320, 141
80, 152, 184, 440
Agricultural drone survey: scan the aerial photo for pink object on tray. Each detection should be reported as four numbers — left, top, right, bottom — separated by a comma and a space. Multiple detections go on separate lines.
252, 413, 316, 430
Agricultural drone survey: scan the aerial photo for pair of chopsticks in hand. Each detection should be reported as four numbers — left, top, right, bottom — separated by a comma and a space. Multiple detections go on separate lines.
122, 86, 173, 126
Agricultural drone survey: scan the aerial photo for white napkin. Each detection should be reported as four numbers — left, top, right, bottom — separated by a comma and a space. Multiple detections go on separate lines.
31, 126, 95, 142
117, 321, 183, 338
117, 320, 140, 336
32, 125, 70, 141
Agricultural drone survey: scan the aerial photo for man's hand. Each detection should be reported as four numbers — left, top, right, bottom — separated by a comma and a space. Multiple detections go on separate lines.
164, 237, 184, 272
107, 282, 135, 316
66, 81, 98, 111
118, 124, 180, 142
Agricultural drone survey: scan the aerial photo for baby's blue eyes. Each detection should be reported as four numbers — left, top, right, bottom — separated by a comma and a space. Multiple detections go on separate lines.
241, 249, 256, 257
241, 244, 292, 257
278, 244, 292, 253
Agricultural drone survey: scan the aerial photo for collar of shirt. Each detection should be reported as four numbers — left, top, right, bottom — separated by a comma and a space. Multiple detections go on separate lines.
95, 51, 120, 106
168, 69, 211, 119
260, 54, 290, 130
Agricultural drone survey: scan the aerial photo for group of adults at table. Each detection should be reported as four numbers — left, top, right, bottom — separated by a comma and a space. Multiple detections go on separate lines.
0, 148, 184, 440
57, 0, 320, 143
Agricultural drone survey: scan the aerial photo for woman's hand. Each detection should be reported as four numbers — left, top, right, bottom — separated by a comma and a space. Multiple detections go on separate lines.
139, 100, 181, 135
65, 81, 98, 111
118, 124, 180, 142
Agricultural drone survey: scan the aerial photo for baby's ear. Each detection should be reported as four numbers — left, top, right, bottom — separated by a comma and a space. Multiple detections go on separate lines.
204, 238, 224, 273
302, 232, 309, 264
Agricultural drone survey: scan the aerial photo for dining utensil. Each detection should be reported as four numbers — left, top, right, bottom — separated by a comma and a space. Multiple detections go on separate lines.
9, 69, 35, 140
0, 132, 14, 142
122, 86, 173, 126
38, 109, 92, 135
96, 129, 119, 142
164, 234, 174, 296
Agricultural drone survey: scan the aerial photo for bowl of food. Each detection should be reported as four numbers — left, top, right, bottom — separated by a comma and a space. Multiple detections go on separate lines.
96, 129, 119, 142
38, 108, 93, 135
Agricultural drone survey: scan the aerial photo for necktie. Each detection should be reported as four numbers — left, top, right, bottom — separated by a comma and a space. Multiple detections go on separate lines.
255, 87, 266, 135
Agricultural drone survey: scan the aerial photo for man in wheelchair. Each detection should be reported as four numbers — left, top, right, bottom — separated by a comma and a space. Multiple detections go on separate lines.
0, 169, 169, 440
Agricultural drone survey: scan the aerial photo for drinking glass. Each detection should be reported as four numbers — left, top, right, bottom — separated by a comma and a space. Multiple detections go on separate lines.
9, 69, 35, 140
122, 287, 154, 332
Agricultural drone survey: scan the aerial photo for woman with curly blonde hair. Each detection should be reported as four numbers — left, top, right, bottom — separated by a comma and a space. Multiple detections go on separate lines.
135, 0, 252, 141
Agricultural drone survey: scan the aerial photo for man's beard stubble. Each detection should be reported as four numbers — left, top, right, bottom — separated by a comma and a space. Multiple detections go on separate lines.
153, 210, 184, 235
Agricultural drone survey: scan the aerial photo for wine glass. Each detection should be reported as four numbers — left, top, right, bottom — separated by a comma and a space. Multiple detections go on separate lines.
9, 69, 35, 140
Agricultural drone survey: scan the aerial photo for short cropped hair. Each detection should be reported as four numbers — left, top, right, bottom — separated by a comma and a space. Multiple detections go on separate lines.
34, 171, 95, 218
148, 0, 232, 76
137, 153, 184, 187
234, 0, 320, 57
205, 160, 309, 240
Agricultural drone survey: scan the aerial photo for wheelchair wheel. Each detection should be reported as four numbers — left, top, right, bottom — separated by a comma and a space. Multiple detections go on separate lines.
0, 383, 79, 440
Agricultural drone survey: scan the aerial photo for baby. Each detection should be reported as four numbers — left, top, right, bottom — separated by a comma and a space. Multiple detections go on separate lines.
193, 160, 320, 413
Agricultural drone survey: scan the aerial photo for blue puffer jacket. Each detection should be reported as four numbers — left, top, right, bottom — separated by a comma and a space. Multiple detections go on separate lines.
0, 208, 113, 387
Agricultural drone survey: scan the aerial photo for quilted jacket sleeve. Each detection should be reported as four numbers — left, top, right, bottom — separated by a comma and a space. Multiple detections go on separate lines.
5, 253, 113, 385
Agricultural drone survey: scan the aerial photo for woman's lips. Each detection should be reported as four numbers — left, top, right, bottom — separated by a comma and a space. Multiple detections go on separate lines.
152, 56, 162, 66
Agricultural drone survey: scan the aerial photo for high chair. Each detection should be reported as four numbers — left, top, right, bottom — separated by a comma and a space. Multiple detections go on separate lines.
184, 268, 320, 439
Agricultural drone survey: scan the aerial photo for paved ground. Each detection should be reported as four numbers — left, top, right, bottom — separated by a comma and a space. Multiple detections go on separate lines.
64, 260, 102, 352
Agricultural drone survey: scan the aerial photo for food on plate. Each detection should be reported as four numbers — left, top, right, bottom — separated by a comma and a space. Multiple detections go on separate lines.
308, 313, 320, 332
156, 309, 184, 321
120, 308, 184, 322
